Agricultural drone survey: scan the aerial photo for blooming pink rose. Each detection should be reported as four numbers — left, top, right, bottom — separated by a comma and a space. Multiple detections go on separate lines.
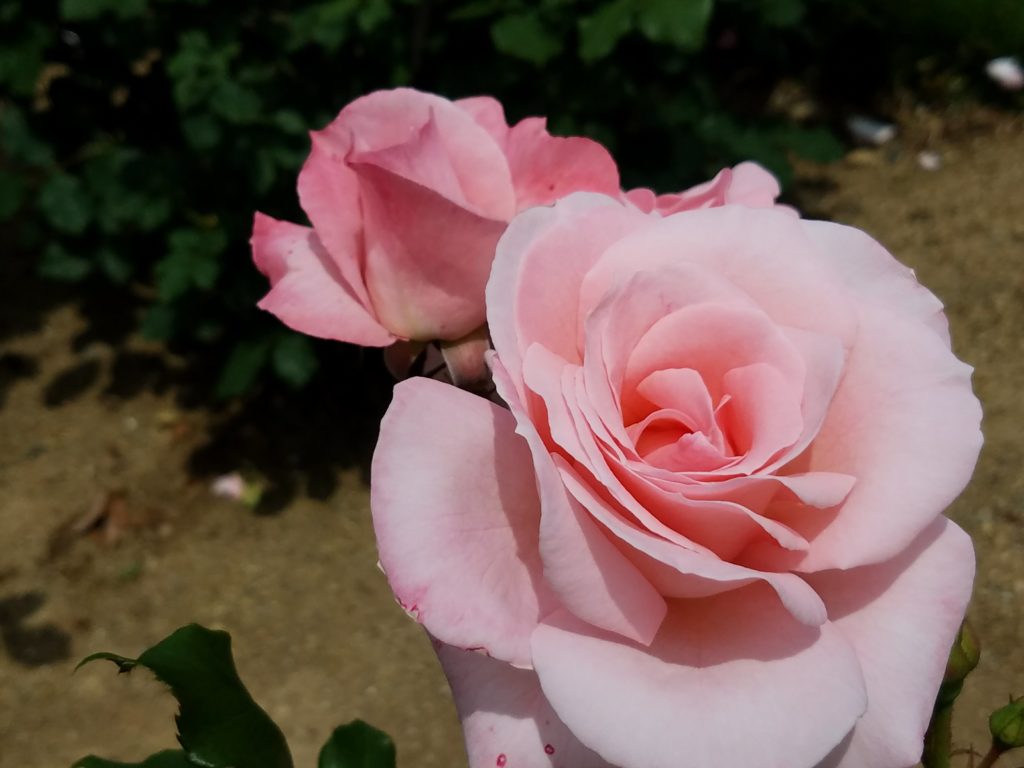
625, 161, 785, 215
250, 88, 621, 346
371, 194, 982, 768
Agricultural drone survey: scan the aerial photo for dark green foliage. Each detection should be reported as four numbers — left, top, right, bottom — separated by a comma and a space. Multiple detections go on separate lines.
1, 0, 1017, 395
318, 721, 397, 768
73, 625, 398, 768
77, 624, 294, 768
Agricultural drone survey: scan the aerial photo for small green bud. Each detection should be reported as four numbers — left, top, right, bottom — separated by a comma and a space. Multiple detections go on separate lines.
990, 695, 1024, 750
944, 622, 981, 684
935, 622, 981, 708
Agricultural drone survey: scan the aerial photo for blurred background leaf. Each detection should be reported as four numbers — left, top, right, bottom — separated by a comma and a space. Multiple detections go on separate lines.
1, 0, 1020, 398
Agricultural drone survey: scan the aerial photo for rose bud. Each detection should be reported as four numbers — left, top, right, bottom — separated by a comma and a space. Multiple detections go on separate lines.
991, 696, 1024, 751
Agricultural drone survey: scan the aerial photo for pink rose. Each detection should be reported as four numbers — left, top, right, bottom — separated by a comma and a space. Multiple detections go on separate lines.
371, 194, 982, 767
625, 160, 785, 215
250, 88, 620, 347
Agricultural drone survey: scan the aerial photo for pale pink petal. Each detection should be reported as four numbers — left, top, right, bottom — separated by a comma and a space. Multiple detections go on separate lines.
505, 117, 621, 210
531, 587, 867, 768
795, 306, 982, 570
725, 161, 783, 207
487, 193, 642, 394
583, 207, 858, 346
555, 456, 825, 624
296, 135, 371, 307
370, 377, 554, 667
807, 519, 975, 768
250, 213, 393, 346
491, 356, 668, 645
456, 96, 511, 149
435, 641, 616, 768
802, 219, 950, 343
355, 161, 507, 340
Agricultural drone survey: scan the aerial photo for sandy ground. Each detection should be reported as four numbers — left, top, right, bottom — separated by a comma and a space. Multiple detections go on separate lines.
1, 107, 1022, 768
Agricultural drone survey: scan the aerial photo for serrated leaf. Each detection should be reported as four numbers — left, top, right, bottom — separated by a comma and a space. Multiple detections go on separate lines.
636, 0, 712, 51
491, 13, 563, 66
217, 339, 271, 398
74, 750, 192, 768
38, 173, 92, 234
78, 625, 293, 768
39, 243, 92, 281
272, 334, 318, 388
578, 0, 634, 62
318, 721, 396, 768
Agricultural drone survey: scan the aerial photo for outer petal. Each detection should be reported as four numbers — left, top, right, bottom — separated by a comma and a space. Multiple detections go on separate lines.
725, 161, 783, 207
802, 219, 951, 343
370, 377, 554, 667
796, 306, 982, 570
531, 586, 867, 768
505, 117, 621, 210
355, 161, 507, 340
808, 518, 975, 768
250, 213, 393, 346
456, 95, 511, 149
436, 641, 616, 768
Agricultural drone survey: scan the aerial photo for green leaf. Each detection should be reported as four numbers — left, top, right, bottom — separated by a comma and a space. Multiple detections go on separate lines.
272, 334, 318, 388
578, 0, 634, 62
0, 169, 25, 220
156, 228, 226, 301
38, 174, 92, 234
271, 110, 306, 135
491, 13, 563, 66
60, 0, 147, 20
0, 106, 54, 166
318, 721, 396, 768
636, 0, 713, 51
98, 248, 133, 283
140, 304, 177, 341
212, 81, 262, 125
78, 625, 293, 768
39, 243, 92, 281
182, 115, 222, 150
74, 750, 193, 768
776, 125, 844, 163
217, 339, 271, 398
757, 0, 804, 27
0, 24, 48, 96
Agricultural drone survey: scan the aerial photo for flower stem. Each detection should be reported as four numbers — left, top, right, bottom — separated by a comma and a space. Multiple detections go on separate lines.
923, 703, 955, 768
976, 743, 1006, 768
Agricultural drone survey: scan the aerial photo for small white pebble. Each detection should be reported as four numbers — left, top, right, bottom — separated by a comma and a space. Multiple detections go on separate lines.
917, 150, 942, 171
847, 115, 897, 146
986, 56, 1024, 90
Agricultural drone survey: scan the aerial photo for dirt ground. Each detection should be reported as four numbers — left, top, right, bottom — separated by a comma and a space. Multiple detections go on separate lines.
1, 106, 1022, 768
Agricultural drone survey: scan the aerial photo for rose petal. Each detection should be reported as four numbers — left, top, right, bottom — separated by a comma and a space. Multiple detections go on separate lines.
250, 213, 393, 346
487, 193, 642, 395
455, 95, 511, 149
354, 160, 507, 340
435, 641, 616, 768
795, 306, 982, 570
531, 587, 867, 768
505, 117, 621, 210
371, 377, 554, 666
491, 355, 668, 645
802, 219, 950, 343
807, 518, 975, 768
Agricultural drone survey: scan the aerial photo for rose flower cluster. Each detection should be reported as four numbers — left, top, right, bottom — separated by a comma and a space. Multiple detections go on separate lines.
252, 88, 982, 768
